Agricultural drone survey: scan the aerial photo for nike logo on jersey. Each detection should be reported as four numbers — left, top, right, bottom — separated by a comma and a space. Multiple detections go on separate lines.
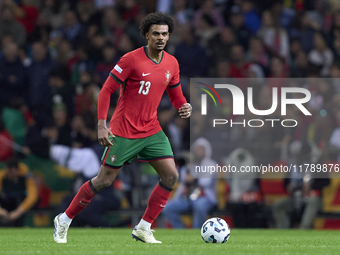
160, 204, 166, 208
142, 72, 151, 76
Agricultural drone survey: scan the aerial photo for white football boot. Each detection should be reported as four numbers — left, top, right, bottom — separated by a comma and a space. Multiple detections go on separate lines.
53, 213, 69, 243
132, 226, 162, 243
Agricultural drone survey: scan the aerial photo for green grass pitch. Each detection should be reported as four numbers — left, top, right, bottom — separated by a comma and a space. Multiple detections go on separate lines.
0, 228, 339, 255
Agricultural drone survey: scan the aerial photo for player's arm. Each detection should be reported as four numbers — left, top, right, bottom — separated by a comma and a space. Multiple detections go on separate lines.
166, 85, 192, 118
167, 59, 192, 118
98, 54, 134, 146
97, 75, 119, 147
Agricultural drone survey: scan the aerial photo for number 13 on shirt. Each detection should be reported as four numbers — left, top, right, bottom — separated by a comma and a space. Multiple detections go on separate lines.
139, 81, 151, 95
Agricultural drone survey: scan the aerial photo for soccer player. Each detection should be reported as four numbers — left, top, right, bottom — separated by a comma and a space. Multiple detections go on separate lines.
53, 12, 192, 244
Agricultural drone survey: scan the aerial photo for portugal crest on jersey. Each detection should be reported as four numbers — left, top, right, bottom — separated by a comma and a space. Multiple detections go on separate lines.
111, 155, 117, 163
165, 70, 171, 84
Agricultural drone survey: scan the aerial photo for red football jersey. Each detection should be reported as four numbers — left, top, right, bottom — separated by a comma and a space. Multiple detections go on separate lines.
100, 46, 186, 138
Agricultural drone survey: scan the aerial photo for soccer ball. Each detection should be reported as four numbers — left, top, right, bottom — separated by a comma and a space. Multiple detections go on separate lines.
201, 217, 230, 243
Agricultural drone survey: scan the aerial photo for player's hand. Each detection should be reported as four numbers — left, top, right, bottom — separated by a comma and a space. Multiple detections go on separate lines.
179, 103, 192, 118
98, 125, 115, 147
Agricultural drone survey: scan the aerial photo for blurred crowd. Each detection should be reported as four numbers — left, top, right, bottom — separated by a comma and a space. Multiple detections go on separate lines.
1, 0, 340, 228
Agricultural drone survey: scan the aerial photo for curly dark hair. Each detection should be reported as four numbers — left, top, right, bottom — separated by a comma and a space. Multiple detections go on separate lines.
139, 12, 174, 38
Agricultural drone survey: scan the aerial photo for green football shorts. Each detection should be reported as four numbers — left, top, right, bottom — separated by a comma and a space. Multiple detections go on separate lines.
101, 130, 174, 169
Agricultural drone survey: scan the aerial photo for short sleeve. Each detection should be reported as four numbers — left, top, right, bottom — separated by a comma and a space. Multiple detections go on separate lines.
110, 53, 135, 84
168, 59, 180, 89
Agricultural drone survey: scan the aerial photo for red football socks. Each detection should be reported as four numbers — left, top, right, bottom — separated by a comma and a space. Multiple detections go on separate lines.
142, 182, 172, 223
65, 181, 97, 219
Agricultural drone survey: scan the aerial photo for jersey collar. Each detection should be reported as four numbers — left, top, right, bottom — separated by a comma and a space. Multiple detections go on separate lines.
143, 46, 163, 65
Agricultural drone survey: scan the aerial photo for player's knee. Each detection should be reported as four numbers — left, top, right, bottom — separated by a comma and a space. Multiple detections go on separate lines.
164, 171, 179, 188
96, 179, 113, 192
173, 170, 179, 182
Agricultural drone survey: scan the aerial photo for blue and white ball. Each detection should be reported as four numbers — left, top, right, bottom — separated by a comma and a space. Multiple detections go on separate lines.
201, 217, 230, 243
